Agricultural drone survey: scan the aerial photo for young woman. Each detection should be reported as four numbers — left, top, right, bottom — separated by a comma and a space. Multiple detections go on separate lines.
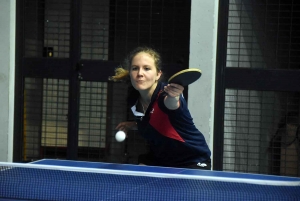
110, 47, 211, 169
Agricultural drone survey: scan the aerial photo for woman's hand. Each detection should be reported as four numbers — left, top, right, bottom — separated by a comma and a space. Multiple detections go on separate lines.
164, 83, 184, 98
115, 121, 137, 133
164, 83, 184, 110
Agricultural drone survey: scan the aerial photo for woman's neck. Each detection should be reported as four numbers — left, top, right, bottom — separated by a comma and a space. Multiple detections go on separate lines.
139, 82, 158, 105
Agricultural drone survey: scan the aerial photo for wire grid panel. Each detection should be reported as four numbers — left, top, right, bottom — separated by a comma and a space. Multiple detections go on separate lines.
79, 0, 191, 63
77, 81, 132, 162
44, 0, 70, 58
24, 0, 71, 58
23, 78, 69, 160
23, 78, 44, 160
41, 79, 69, 151
223, 89, 300, 177
78, 81, 108, 160
227, 0, 300, 69
81, 0, 110, 60
112, 0, 191, 63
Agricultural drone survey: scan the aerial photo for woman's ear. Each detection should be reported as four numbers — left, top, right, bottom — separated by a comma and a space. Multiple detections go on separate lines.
157, 70, 162, 80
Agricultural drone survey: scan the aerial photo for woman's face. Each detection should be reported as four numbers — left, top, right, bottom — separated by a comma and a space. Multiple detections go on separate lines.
130, 52, 161, 92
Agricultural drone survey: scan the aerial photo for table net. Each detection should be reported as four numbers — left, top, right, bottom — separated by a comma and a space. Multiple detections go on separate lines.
1, 162, 300, 201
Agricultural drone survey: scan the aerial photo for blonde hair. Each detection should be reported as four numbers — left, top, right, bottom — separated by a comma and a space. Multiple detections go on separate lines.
109, 67, 129, 82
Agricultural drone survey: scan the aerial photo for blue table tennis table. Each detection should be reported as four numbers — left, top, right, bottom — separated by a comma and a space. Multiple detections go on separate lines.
1, 159, 300, 201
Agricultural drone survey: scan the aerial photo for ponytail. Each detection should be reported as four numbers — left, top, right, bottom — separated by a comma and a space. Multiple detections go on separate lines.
109, 67, 130, 82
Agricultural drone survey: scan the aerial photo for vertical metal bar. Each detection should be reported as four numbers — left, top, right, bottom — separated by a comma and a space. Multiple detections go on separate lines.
213, 0, 230, 171
67, 0, 81, 160
14, 0, 25, 162
108, 0, 116, 60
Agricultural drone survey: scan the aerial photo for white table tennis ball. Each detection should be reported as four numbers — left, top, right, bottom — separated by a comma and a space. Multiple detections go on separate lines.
115, 130, 126, 142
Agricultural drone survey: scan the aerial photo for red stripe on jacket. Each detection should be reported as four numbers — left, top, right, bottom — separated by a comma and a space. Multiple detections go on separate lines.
149, 101, 185, 142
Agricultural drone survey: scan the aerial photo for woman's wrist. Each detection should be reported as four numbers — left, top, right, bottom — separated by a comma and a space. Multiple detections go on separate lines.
164, 95, 180, 110
131, 121, 138, 130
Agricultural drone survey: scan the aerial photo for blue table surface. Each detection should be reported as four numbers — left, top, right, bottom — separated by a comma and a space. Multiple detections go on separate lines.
1, 159, 300, 201
32, 159, 300, 182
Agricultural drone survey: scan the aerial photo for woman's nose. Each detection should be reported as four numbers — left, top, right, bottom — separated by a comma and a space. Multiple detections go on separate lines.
137, 69, 143, 76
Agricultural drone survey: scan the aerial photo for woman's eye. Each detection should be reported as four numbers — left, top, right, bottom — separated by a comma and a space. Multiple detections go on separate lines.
131, 67, 138, 71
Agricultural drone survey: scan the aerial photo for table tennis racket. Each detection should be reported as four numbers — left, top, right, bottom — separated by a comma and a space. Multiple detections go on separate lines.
168, 68, 201, 86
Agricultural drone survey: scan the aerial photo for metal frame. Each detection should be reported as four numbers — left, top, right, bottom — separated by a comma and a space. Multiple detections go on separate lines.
213, 0, 300, 172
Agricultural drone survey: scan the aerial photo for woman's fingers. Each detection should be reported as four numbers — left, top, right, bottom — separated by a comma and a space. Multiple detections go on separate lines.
115, 121, 135, 133
164, 84, 184, 97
